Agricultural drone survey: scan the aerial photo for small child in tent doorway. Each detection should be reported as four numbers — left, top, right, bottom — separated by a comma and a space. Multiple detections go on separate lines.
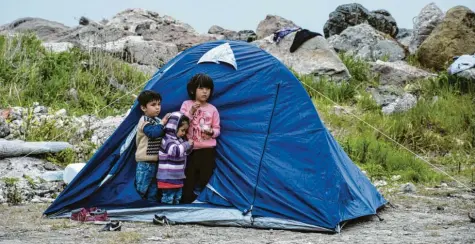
156, 112, 194, 204
180, 73, 221, 203
134, 90, 170, 201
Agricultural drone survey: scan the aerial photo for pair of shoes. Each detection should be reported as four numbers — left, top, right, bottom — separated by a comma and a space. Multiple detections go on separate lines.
153, 215, 175, 225
70, 207, 109, 224
100, 220, 122, 231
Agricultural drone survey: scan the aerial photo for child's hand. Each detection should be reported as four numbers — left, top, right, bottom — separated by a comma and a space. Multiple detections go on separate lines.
188, 139, 194, 145
161, 113, 171, 125
190, 102, 200, 115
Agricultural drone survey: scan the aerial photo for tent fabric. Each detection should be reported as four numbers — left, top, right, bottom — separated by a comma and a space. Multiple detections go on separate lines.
44, 40, 386, 232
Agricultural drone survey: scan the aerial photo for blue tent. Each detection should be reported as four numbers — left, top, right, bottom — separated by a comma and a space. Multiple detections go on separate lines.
44, 40, 386, 232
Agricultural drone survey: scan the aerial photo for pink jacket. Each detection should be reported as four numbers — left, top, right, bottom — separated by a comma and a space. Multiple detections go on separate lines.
180, 100, 221, 149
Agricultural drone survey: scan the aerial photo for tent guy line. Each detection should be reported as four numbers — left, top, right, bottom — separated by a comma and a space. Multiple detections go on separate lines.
301, 81, 472, 191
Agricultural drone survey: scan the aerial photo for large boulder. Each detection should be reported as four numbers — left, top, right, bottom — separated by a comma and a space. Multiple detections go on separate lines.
253, 33, 350, 81
55, 25, 133, 47
368, 61, 435, 114
409, 3, 444, 54
0, 139, 73, 158
208, 25, 257, 42
370, 60, 436, 86
323, 4, 398, 38
0, 17, 70, 41
90, 36, 178, 67
328, 24, 405, 62
417, 6, 475, 71
256, 15, 299, 39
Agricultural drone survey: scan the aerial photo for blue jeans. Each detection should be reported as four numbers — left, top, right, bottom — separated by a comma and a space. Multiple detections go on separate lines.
135, 162, 158, 201
161, 188, 183, 204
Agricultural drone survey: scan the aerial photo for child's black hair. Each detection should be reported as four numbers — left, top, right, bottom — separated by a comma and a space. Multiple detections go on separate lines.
187, 73, 214, 100
137, 90, 162, 107
178, 115, 190, 129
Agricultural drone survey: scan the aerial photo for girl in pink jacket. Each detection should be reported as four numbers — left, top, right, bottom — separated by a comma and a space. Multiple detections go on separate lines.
180, 73, 221, 203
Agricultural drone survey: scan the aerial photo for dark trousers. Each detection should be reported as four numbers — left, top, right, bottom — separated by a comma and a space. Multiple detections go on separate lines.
181, 148, 216, 203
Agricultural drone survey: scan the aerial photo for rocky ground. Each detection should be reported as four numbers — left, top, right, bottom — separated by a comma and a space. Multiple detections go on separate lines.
0, 187, 474, 244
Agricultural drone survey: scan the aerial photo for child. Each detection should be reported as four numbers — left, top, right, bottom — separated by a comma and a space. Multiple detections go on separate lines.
180, 73, 221, 203
135, 90, 170, 201
157, 112, 194, 204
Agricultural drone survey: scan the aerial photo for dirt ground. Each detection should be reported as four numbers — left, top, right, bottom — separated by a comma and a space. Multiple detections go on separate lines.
0, 187, 474, 244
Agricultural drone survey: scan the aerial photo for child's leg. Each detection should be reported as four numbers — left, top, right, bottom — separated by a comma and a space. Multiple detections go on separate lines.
174, 188, 183, 205
161, 189, 174, 204
135, 162, 158, 201
181, 152, 199, 204
195, 148, 216, 194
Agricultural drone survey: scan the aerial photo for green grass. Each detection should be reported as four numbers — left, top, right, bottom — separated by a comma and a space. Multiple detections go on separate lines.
0, 34, 150, 117
299, 54, 475, 184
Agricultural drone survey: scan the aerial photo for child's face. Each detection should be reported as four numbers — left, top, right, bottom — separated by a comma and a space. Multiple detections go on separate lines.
195, 87, 211, 103
177, 123, 189, 138
140, 100, 161, 117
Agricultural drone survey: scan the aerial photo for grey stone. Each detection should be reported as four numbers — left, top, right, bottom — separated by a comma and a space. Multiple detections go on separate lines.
409, 3, 444, 54
0, 139, 73, 158
42, 42, 74, 53
324, 4, 398, 38
382, 93, 417, 115
400, 183, 417, 193
0, 17, 70, 41
256, 15, 299, 38
370, 60, 436, 86
253, 33, 350, 81
328, 24, 405, 62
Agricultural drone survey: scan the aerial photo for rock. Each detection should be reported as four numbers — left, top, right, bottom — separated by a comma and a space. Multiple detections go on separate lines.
400, 182, 417, 193
39, 197, 55, 203
63, 163, 86, 184
370, 61, 436, 86
30, 197, 42, 203
0, 117, 10, 138
437, 206, 445, 211
328, 24, 405, 62
56, 25, 132, 48
54, 109, 67, 117
0, 17, 70, 41
0, 139, 73, 157
42, 42, 75, 53
68, 88, 79, 102
368, 9, 399, 37
396, 28, 413, 49
208, 25, 257, 42
374, 180, 388, 187
43, 161, 60, 171
79, 16, 94, 26
409, 3, 444, 54
106, 8, 164, 33
253, 33, 350, 81
256, 15, 299, 38
417, 6, 475, 70
391, 175, 402, 181
124, 38, 178, 66
33, 105, 48, 114
0, 157, 47, 179
440, 183, 448, 188
323, 4, 398, 38
141, 27, 219, 52
40, 171, 64, 182
90, 116, 124, 146
130, 64, 158, 76
382, 93, 417, 115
